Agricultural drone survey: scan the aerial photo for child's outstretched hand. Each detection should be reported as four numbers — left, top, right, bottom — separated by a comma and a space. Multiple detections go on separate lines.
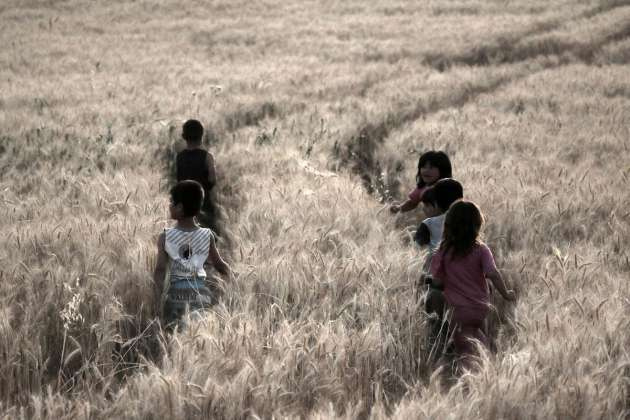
487, 269, 517, 302
390, 204, 401, 213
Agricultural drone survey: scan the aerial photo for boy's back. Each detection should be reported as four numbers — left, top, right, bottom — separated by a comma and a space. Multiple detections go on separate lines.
176, 149, 214, 192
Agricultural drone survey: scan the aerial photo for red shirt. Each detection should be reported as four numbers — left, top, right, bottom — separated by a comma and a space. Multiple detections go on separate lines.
408, 186, 428, 205
430, 242, 497, 310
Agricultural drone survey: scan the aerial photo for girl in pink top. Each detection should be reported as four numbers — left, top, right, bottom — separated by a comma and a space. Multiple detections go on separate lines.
390, 151, 452, 214
430, 200, 515, 365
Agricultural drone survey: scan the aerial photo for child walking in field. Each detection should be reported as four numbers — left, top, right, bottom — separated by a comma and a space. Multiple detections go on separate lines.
390, 150, 452, 214
414, 178, 463, 302
413, 178, 463, 353
153, 180, 231, 329
175, 119, 219, 232
176, 119, 216, 192
430, 200, 516, 367
414, 178, 464, 263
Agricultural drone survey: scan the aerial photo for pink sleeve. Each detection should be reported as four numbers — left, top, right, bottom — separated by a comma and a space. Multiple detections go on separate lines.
480, 244, 498, 275
430, 249, 444, 278
408, 187, 426, 204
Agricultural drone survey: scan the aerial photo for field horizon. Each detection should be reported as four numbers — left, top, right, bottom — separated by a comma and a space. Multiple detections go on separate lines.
1, 0, 630, 418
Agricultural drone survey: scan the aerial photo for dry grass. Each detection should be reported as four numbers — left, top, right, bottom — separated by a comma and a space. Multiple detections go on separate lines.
1, 0, 630, 418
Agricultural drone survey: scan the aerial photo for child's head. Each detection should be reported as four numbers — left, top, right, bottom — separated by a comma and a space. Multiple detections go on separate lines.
416, 151, 452, 188
169, 180, 204, 219
420, 187, 440, 218
442, 200, 484, 257
431, 178, 463, 212
182, 119, 204, 145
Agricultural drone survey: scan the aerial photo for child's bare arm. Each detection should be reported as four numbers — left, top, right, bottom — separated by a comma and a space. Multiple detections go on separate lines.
486, 268, 516, 301
153, 232, 168, 314
206, 152, 217, 189
208, 235, 231, 277
399, 199, 419, 212
390, 199, 419, 213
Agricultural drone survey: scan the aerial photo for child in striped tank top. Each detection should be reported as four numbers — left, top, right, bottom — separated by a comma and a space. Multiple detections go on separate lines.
153, 180, 231, 329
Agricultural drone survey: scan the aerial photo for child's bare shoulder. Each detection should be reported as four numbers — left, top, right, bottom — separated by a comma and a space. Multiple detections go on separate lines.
157, 231, 166, 248
203, 227, 216, 243
475, 241, 494, 255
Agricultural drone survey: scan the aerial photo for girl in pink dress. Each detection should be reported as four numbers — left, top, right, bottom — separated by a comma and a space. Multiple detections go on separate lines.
390, 150, 452, 214
430, 200, 516, 366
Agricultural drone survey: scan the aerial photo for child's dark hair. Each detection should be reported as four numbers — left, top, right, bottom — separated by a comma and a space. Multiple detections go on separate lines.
431, 178, 463, 212
420, 186, 437, 206
440, 200, 484, 258
182, 119, 204, 145
416, 151, 452, 188
170, 180, 204, 217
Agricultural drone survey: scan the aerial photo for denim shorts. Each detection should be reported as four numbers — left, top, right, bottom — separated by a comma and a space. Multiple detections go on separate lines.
164, 277, 215, 328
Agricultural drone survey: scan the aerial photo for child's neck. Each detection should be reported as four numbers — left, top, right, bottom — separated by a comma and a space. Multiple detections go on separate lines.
185, 143, 203, 150
175, 217, 198, 230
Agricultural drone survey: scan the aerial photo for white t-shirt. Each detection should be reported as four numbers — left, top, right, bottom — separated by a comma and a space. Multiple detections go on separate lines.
422, 214, 445, 254
164, 227, 213, 279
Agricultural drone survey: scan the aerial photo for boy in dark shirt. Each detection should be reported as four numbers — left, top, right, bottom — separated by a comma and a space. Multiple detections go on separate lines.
176, 120, 216, 191
176, 120, 218, 232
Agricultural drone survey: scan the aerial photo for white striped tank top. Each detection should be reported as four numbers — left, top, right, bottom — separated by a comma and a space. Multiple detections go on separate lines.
164, 227, 213, 279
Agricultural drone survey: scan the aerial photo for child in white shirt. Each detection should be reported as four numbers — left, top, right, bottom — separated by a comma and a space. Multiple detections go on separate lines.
413, 178, 463, 353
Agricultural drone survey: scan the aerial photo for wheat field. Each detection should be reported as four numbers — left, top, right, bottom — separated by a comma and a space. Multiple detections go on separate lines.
1, 0, 630, 418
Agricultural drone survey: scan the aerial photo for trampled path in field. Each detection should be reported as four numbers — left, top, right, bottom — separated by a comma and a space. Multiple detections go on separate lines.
334, 3, 630, 200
